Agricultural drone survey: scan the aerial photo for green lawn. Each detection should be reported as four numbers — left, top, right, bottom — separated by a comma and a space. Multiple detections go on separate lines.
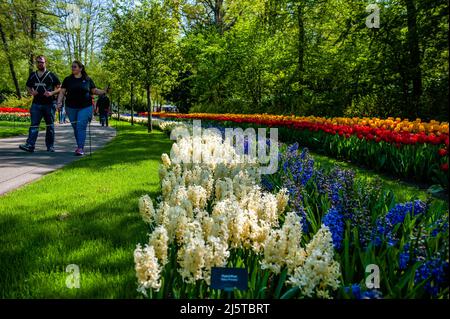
0, 121, 173, 298
310, 151, 438, 203
0, 120, 41, 138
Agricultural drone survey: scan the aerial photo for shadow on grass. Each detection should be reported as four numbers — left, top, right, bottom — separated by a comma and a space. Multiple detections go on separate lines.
63, 125, 173, 172
0, 122, 172, 298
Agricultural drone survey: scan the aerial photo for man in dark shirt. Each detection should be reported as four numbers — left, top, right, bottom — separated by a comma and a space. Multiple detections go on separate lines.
19, 55, 61, 152
96, 88, 111, 127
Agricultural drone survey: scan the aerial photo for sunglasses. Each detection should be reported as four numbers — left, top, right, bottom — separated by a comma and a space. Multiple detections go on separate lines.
71, 65, 79, 69
36, 61, 45, 64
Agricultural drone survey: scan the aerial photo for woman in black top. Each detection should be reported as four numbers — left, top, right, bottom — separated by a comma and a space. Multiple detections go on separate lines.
56, 61, 107, 156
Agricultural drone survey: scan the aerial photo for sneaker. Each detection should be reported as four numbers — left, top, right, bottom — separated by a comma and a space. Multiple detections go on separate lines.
19, 143, 34, 153
47, 146, 55, 152
75, 148, 84, 156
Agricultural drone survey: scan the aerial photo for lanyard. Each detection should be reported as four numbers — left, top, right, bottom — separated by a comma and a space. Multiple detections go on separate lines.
34, 70, 51, 91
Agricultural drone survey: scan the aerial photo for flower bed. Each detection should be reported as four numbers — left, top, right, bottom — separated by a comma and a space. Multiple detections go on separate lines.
0, 112, 30, 122
142, 113, 448, 189
134, 123, 449, 299
0, 107, 29, 113
263, 143, 448, 298
0, 107, 31, 122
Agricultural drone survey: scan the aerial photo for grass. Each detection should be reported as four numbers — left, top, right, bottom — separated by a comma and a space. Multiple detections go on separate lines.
0, 120, 173, 298
0, 120, 44, 138
310, 151, 438, 203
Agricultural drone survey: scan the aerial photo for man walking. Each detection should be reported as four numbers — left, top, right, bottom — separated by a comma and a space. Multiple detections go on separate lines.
19, 55, 61, 152
96, 86, 111, 127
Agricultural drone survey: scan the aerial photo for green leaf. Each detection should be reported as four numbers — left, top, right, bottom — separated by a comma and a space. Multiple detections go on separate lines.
280, 286, 300, 299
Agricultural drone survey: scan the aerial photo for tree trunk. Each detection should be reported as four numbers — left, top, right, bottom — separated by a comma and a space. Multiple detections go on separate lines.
65, 33, 73, 63
29, 0, 37, 76
296, 1, 305, 113
405, 0, 422, 118
0, 22, 21, 99
214, 0, 224, 33
130, 82, 134, 125
117, 96, 120, 120
147, 84, 153, 132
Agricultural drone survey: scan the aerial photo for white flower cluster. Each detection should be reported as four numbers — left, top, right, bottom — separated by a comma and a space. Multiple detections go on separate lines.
261, 217, 340, 298
118, 115, 185, 133
158, 120, 188, 133
134, 129, 340, 298
119, 115, 148, 125
134, 244, 162, 295
287, 226, 341, 299
261, 212, 305, 274
138, 195, 154, 224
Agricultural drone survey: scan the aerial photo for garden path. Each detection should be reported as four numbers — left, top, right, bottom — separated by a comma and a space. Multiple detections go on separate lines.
0, 121, 116, 195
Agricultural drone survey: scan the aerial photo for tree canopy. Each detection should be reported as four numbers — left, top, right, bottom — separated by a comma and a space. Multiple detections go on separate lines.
0, 0, 448, 120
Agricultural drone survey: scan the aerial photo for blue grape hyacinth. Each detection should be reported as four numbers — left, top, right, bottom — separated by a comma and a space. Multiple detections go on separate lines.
323, 206, 345, 250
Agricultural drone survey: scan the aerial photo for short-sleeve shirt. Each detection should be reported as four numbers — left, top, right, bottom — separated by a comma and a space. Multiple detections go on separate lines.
97, 95, 110, 113
26, 70, 61, 105
61, 75, 96, 109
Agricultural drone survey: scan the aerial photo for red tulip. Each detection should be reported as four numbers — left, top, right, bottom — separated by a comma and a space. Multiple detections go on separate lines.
438, 149, 448, 157
441, 163, 448, 172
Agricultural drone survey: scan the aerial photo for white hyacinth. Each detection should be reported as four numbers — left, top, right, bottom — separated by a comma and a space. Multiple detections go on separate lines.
135, 127, 341, 298
138, 195, 154, 224
161, 153, 171, 168
287, 226, 341, 299
149, 226, 169, 265
134, 244, 162, 295
261, 212, 305, 274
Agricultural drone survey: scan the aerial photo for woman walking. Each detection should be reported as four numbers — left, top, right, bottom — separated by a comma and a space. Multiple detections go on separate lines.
56, 61, 107, 156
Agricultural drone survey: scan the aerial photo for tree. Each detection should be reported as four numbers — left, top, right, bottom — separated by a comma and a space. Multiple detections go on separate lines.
104, 0, 179, 132
48, 0, 107, 65
0, 21, 21, 98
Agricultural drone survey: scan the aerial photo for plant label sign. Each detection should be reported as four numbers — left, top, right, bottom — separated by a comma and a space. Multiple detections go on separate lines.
210, 267, 248, 291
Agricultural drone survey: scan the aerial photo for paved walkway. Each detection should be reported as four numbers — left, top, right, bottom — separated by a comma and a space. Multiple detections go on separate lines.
0, 121, 116, 195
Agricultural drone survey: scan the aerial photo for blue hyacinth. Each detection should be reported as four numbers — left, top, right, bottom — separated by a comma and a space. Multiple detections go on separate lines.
430, 218, 449, 237
372, 200, 428, 247
399, 244, 411, 270
288, 142, 299, 153
360, 289, 383, 299
415, 258, 449, 297
344, 284, 383, 299
322, 207, 345, 250
344, 284, 362, 299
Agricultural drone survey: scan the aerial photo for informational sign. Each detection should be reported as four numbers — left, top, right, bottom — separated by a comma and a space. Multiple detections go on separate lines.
210, 267, 248, 292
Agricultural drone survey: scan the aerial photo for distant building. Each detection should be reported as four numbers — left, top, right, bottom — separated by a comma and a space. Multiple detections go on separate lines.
160, 104, 178, 113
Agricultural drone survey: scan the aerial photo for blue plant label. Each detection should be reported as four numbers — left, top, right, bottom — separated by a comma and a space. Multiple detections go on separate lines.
210, 267, 248, 291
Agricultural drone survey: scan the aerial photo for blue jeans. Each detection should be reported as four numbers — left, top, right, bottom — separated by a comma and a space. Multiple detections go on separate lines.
99, 111, 108, 126
66, 106, 93, 149
26, 103, 56, 148
58, 106, 66, 123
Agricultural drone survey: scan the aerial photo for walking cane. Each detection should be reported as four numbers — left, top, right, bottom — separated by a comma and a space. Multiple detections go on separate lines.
89, 118, 92, 157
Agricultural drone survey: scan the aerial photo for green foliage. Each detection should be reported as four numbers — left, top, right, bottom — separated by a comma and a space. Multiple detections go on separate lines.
0, 94, 32, 109
103, 0, 180, 111
174, 0, 448, 120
